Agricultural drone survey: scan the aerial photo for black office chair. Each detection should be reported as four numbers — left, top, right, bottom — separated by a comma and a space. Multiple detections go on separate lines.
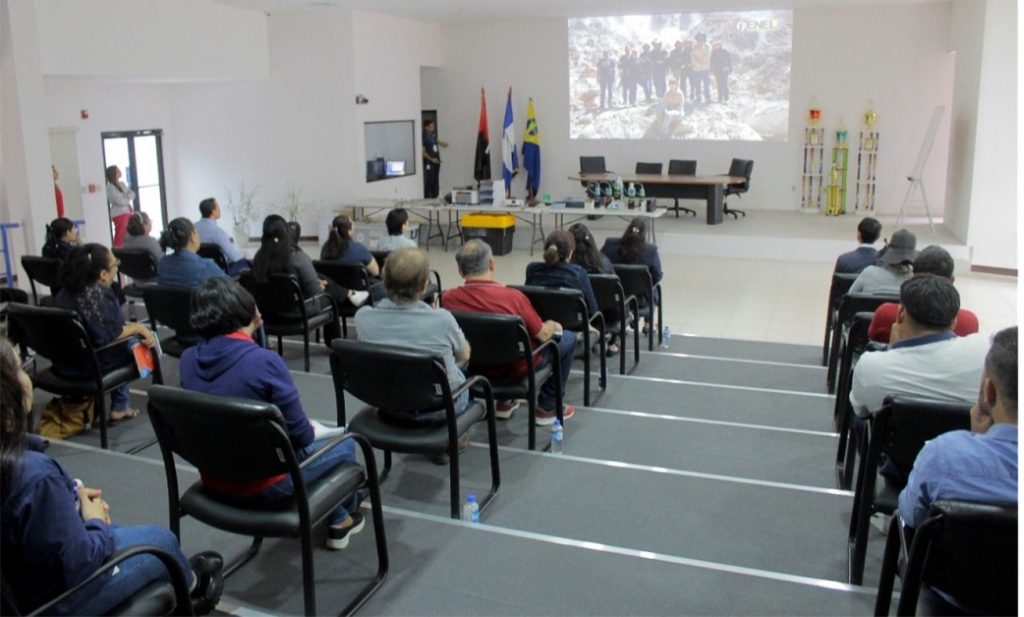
634, 162, 662, 175
579, 156, 609, 175
313, 260, 375, 338
2, 546, 194, 616
142, 285, 200, 357
666, 159, 698, 218
589, 274, 640, 375
20, 255, 62, 306
822, 272, 859, 366
447, 310, 563, 451
513, 285, 606, 407
113, 248, 160, 322
330, 339, 499, 520
613, 264, 663, 351
723, 158, 754, 219
147, 385, 387, 617
196, 244, 229, 274
847, 395, 971, 585
875, 501, 1017, 616
239, 272, 337, 372
827, 293, 899, 393
833, 312, 874, 490
7, 303, 163, 450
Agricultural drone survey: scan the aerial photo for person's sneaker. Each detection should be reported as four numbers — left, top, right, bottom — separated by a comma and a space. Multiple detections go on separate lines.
349, 290, 370, 307
495, 400, 520, 420
327, 512, 365, 550
430, 434, 470, 465
534, 404, 576, 426
188, 551, 225, 616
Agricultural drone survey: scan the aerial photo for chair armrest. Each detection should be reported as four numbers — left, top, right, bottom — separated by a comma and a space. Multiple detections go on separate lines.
588, 310, 605, 332
28, 546, 192, 617
452, 374, 493, 403
531, 338, 557, 359
298, 431, 358, 470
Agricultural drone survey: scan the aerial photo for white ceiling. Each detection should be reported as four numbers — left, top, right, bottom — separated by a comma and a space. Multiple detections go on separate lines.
211, 0, 947, 23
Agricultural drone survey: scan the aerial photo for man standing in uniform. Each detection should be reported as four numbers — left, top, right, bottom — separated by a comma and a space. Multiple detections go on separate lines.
597, 51, 616, 110
422, 119, 447, 199
691, 33, 712, 105
710, 42, 733, 103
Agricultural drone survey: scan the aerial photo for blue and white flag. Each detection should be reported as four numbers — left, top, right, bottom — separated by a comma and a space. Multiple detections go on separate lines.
501, 87, 518, 194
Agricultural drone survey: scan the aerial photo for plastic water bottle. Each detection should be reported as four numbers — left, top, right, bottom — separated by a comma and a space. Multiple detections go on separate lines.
661, 325, 672, 349
550, 420, 564, 454
462, 494, 480, 523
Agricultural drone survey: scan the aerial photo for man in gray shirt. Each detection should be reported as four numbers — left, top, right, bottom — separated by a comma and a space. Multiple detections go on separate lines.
375, 208, 418, 252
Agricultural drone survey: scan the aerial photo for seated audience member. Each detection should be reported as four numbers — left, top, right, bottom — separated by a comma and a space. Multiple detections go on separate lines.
194, 197, 251, 275
849, 228, 916, 294
897, 326, 1017, 613
121, 211, 164, 283
834, 216, 882, 274
526, 230, 598, 316
41, 217, 80, 261
54, 244, 157, 423
179, 277, 364, 549
0, 338, 224, 616
869, 246, 979, 343
376, 208, 417, 252
354, 248, 471, 463
321, 214, 380, 277
442, 239, 576, 425
568, 223, 614, 274
849, 274, 990, 483
158, 218, 226, 287
600, 217, 663, 325
251, 215, 344, 345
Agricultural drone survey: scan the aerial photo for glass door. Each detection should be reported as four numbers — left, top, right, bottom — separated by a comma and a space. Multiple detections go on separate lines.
102, 130, 167, 242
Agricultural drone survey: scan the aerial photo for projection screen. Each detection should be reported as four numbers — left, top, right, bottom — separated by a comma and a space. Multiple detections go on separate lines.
568, 10, 793, 141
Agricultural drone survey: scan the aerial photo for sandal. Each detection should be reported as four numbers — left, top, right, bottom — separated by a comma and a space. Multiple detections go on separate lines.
108, 408, 140, 423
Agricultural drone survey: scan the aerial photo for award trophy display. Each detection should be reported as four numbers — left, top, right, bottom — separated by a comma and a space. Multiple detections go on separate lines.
855, 103, 879, 211
801, 103, 825, 211
825, 120, 849, 216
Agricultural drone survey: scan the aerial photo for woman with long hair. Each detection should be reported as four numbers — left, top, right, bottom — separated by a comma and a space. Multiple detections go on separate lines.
526, 230, 598, 315
54, 244, 157, 422
320, 214, 380, 277
41, 217, 81, 261
568, 223, 612, 274
157, 217, 225, 287
600, 217, 663, 322
105, 165, 134, 247
0, 338, 224, 615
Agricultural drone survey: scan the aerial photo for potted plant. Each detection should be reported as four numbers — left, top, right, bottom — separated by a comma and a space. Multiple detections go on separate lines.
225, 182, 260, 247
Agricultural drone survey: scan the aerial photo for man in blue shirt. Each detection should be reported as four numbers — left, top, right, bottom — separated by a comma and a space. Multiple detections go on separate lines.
194, 197, 250, 274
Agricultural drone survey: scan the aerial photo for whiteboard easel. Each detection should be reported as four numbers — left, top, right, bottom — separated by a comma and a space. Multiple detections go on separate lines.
897, 105, 944, 231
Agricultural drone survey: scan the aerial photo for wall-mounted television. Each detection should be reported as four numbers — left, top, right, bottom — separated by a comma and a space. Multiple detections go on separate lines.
365, 120, 415, 182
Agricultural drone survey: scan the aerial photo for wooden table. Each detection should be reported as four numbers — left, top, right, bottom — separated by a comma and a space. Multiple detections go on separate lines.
569, 173, 747, 225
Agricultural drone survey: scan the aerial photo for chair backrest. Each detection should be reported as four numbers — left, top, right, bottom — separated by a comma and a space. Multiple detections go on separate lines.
828, 273, 859, 310
726, 158, 754, 195
330, 339, 451, 414
511, 285, 588, 331
836, 292, 898, 327
371, 251, 391, 269
634, 162, 663, 175
6, 303, 97, 368
907, 500, 1018, 615
589, 274, 630, 322
20, 256, 62, 301
147, 384, 299, 483
579, 156, 608, 174
113, 248, 159, 281
313, 259, 374, 292
142, 284, 198, 340
449, 311, 533, 368
239, 272, 307, 321
876, 395, 971, 475
196, 243, 229, 273
612, 264, 654, 300
667, 159, 697, 176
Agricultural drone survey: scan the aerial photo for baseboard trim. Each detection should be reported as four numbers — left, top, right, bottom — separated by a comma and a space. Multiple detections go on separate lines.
970, 265, 1018, 277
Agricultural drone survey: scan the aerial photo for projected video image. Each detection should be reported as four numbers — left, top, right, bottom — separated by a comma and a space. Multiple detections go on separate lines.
568, 10, 792, 141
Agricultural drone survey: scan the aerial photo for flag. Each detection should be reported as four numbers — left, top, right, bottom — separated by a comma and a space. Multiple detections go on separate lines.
473, 88, 491, 182
501, 87, 518, 195
522, 97, 541, 200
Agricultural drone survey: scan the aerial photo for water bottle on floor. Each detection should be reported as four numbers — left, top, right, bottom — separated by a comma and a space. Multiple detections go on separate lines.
463, 494, 480, 523
550, 419, 564, 454
661, 326, 672, 349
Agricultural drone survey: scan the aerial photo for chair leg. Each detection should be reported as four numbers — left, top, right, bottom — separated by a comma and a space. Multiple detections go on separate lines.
874, 516, 902, 616
300, 525, 317, 616
631, 314, 640, 372
526, 395, 537, 451
303, 332, 310, 372
277, 335, 283, 356
480, 397, 501, 514
380, 450, 393, 484
342, 436, 390, 617
449, 438, 461, 520
582, 327, 590, 407
223, 537, 264, 578
342, 316, 348, 339
95, 392, 108, 450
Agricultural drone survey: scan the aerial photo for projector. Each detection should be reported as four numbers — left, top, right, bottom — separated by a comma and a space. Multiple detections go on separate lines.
451, 189, 479, 205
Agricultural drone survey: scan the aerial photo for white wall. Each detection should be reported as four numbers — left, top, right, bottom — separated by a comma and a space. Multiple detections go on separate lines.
436, 4, 954, 216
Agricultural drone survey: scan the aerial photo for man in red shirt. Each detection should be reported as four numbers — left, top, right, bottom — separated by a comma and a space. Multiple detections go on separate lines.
868, 245, 979, 343
442, 239, 576, 425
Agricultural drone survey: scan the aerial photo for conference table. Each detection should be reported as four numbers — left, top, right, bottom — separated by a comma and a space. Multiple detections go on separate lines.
347, 198, 665, 254
569, 173, 747, 225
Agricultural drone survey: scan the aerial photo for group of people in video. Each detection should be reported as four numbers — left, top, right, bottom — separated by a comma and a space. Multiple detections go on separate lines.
596, 33, 733, 112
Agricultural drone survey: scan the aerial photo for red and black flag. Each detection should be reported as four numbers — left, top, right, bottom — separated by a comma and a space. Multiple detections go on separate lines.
473, 88, 491, 182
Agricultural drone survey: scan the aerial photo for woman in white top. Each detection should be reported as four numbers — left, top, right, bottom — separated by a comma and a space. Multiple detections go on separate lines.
105, 165, 134, 247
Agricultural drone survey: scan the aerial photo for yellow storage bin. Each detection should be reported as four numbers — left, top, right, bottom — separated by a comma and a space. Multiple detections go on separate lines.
460, 213, 515, 229
461, 213, 515, 255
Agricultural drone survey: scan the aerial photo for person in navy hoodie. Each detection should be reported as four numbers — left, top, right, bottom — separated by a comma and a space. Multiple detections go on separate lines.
178, 277, 364, 550
526, 229, 599, 316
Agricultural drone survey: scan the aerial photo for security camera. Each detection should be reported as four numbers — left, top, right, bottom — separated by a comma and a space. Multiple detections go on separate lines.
355, 95, 369, 105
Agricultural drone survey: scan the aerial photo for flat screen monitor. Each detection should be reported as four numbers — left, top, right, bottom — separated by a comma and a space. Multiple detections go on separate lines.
386, 160, 406, 176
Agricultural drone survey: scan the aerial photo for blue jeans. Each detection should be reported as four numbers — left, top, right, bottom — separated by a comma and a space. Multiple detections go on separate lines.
57, 525, 193, 616
538, 331, 576, 411
244, 437, 359, 526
